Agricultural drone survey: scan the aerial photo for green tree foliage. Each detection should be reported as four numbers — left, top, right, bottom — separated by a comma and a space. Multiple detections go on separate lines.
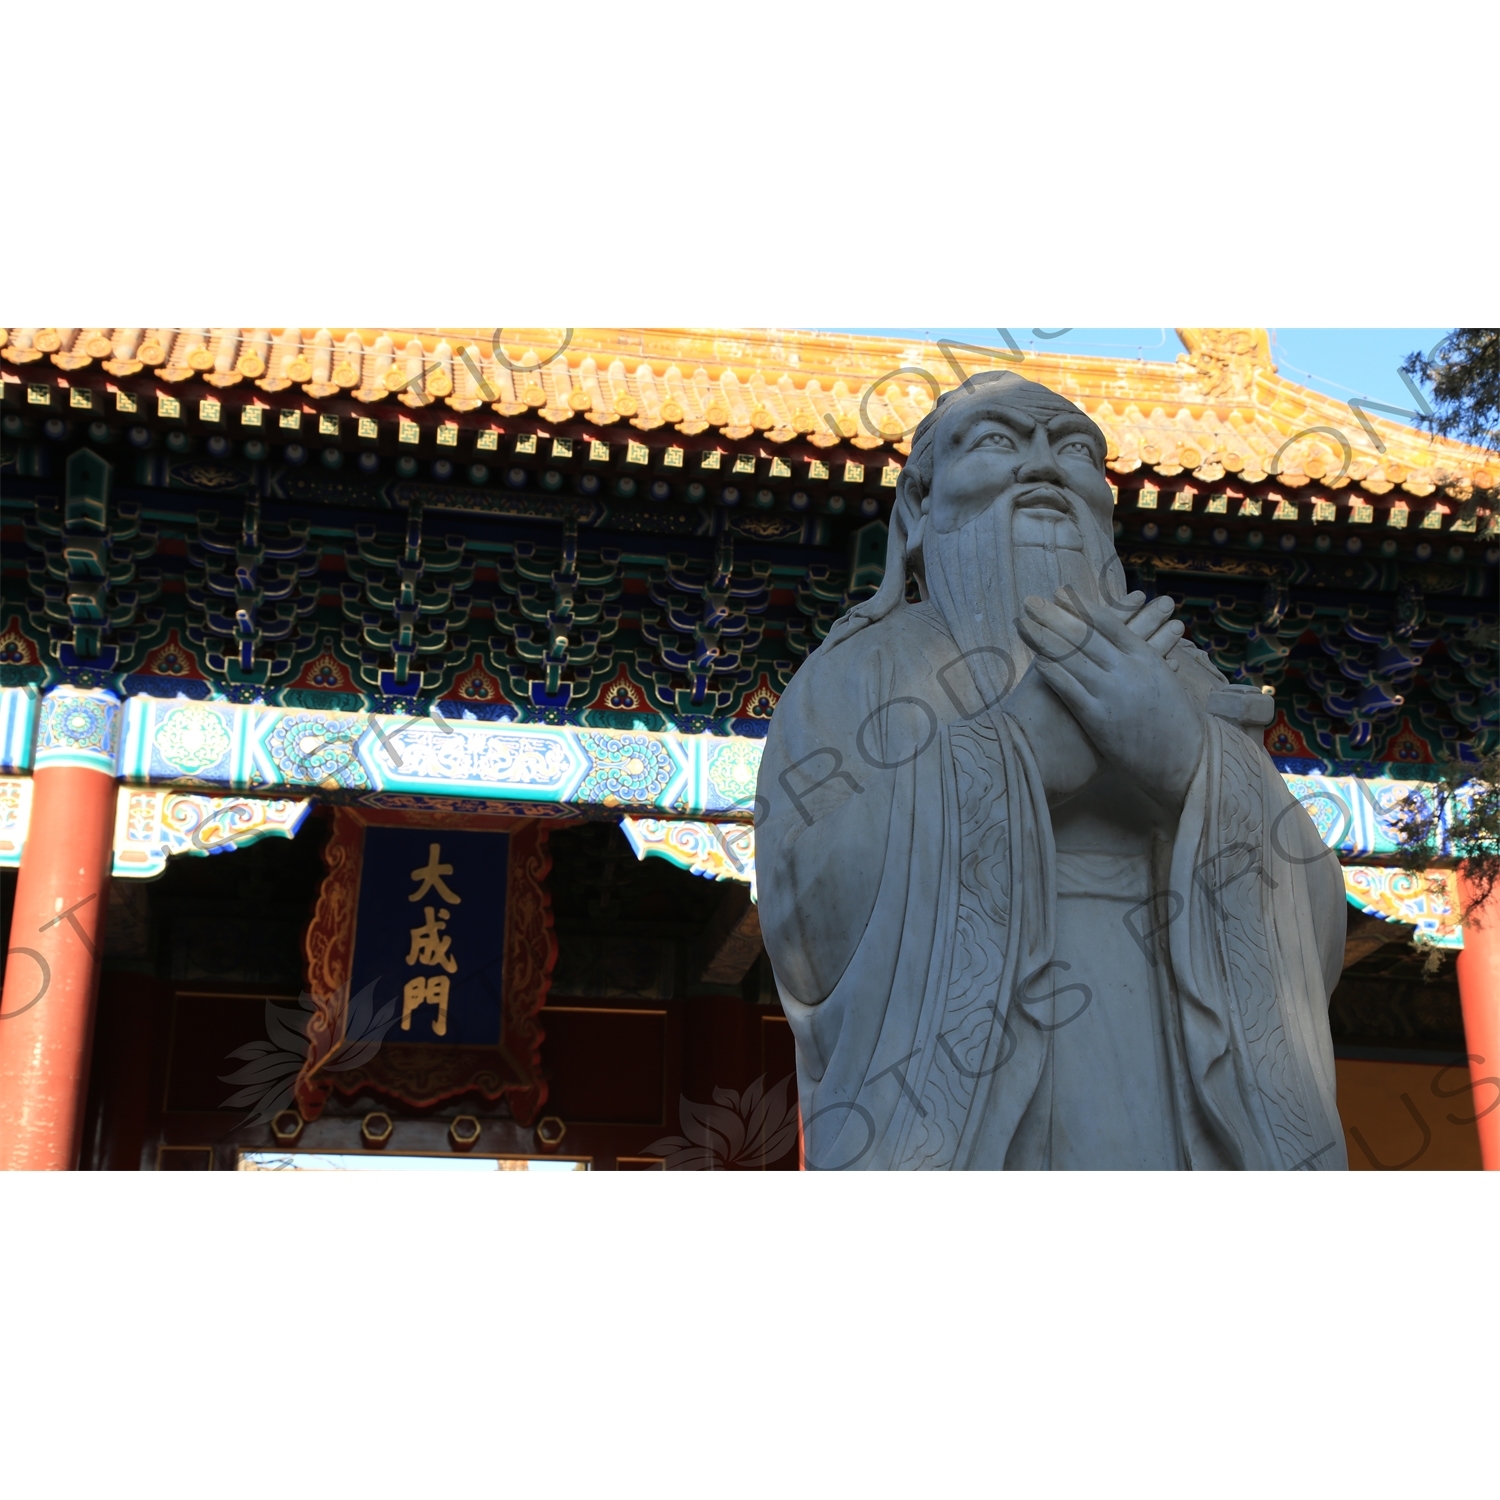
1397, 748, 1500, 929
1401, 328, 1500, 453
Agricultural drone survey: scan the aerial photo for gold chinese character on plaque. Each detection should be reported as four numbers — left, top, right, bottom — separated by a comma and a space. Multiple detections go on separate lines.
157, 394, 181, 419
663, 446, 684, 468
406, 906, 458, 973
241, 405, 263, 427
358, 416, 378, 439
402, 974, 451, 1036
700, 450, 721, 471
627, 440, 650, 466
319, 414, 340, 437
589, 439, 610, 462
768, 456, 791, 479
116, 391, 139, 414
437, 423, 459, 447
399, 420, 420, 445
199, 399, 222, 423
515, 434, 538, 456
842, 461, 864, 484
477, 430, 499, 452
880, 464, 900, 488
551, 437, 573, 459
27, 384, 51, 406
69, 387, 93, 410
732, 453, 756, 475
807, 459, 829, 481
409, 843, 461, 905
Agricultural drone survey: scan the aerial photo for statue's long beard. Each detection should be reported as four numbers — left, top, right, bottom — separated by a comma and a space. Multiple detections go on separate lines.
923, 492, 1122, 708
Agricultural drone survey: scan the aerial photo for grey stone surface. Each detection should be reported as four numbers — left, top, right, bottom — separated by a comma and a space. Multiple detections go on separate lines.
756, 371, 1347, 1170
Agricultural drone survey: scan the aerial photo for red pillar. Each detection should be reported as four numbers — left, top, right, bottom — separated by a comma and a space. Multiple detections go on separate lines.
1, 690, 119, 1171
1455, 868, 1500, 1171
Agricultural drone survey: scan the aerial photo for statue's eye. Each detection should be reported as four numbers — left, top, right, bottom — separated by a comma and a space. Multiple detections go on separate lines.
974, 431, 1016, 450
1057, 439, 1094, 457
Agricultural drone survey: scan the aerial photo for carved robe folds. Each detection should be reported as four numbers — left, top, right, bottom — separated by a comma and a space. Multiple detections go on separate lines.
756, 602, 1348, 1171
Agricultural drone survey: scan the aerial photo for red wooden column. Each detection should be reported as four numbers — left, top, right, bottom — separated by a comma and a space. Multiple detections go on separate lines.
0, 689, 120, 1171
1456, 869, 1500, 1171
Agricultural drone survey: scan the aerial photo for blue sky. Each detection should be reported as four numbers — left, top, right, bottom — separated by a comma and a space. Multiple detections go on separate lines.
836, 328, 1452, 427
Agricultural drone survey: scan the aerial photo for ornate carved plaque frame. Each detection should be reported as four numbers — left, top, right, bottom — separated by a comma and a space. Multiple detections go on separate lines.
295, 805, 566, 1123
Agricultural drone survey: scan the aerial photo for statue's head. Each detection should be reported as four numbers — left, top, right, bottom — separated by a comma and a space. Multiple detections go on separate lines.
906, 371, 1114, 542
820, 371, 1125, 671
891, 371, 1124, 691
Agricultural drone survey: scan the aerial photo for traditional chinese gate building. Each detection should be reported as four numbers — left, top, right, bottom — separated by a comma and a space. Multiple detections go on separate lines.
1, 326, 1496, 1170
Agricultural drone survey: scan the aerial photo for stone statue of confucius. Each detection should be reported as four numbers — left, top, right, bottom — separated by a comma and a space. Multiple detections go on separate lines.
756, 372, 1346, 1170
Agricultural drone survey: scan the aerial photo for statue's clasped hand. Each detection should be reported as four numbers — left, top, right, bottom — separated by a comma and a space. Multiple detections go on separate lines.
1016, 588, 1206, 809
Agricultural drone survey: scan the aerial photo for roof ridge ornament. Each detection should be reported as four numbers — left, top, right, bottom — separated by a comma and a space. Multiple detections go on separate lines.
1175, 328, 1275, 401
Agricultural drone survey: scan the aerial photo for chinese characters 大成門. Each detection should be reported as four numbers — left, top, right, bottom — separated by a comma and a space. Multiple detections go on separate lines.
403, 842, 461, 1036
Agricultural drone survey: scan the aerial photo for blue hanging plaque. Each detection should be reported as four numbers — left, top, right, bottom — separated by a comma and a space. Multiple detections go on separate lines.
348, 827, 510, 1047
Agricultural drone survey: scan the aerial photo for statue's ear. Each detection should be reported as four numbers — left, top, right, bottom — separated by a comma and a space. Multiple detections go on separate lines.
908, 523, 928, 599
905, 510, 925, 557
890, 473, 927, 595
888, 462, 924, 516
893, 467, 925, 528
903, 509, 927, 598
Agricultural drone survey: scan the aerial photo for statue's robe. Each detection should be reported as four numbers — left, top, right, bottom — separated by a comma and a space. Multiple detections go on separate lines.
756, 599, 1348, 1170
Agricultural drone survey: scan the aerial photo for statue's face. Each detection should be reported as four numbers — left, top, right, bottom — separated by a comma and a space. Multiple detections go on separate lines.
924, 392, 1113, 547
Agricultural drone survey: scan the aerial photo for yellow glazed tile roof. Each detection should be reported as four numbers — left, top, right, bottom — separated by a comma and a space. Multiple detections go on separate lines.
3, 325, 1494, 501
